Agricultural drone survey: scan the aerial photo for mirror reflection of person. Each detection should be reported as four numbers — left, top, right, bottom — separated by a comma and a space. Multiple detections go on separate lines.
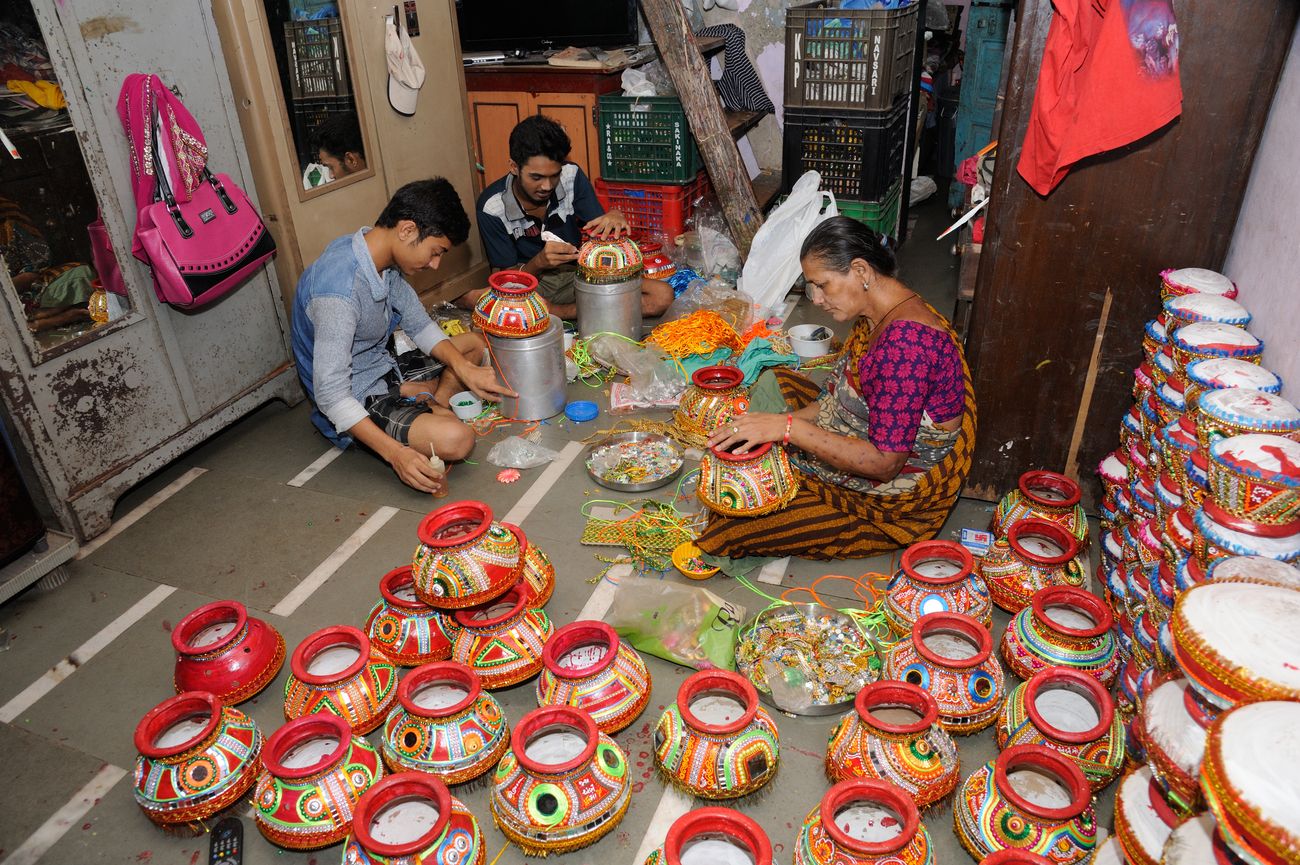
315, 114, 367, 180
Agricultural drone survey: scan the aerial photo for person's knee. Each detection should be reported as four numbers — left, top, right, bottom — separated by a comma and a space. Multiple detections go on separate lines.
439, 422, 476, 461
643, 279, 673, 316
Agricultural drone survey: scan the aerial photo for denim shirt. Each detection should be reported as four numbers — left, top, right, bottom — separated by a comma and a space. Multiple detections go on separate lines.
290, 228, 446, 447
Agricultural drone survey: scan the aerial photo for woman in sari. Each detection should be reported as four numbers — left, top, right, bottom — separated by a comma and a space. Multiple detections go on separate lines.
697, 216, 976, 560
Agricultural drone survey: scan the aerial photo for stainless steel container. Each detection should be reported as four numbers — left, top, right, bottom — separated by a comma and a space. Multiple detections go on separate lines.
575, 275, 642, 339
488, 315, 566, 420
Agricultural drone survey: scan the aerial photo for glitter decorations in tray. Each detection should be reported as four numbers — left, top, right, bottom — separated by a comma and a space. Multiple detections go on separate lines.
735, 603, 882, 716
585, 432, 684, 492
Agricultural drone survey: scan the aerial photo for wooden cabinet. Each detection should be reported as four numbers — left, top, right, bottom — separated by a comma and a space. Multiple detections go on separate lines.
464, 66, 626, 193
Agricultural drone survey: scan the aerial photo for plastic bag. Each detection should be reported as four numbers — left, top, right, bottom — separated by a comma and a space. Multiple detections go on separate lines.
606, 575, 746, 670
486, 436, 559, 469
620, 67, 657, 97
661, 276, 756, 335
739, 170, 837, 314
587, 334, 684, 405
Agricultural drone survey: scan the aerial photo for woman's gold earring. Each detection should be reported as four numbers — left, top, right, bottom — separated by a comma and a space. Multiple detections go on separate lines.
862, 281, 870, 291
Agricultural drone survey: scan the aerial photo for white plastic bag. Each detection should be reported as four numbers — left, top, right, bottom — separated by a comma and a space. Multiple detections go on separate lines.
486, 436, 559, 469
738, 170, 837, 314
620, 67, 656, 97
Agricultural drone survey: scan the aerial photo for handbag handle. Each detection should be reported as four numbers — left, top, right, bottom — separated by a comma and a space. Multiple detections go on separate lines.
148, 101, 237, 240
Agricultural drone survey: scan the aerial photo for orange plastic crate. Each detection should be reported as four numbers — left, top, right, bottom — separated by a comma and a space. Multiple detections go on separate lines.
593, 173, 711, 241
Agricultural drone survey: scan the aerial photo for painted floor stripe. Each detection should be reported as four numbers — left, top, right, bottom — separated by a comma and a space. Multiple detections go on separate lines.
577, 563, 632, 622
75, 468, 207, 560
287, 447, 343, 487
1, 763, 127, 865
501, 441, 584, 527
0, 584, 176, 724
632, 787, 695, 864
758, 556, 791, 585
271, 506, 399, 618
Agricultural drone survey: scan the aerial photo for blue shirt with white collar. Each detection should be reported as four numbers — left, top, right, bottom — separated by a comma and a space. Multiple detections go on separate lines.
290, 228, 447, 447
476, 163, 605, 268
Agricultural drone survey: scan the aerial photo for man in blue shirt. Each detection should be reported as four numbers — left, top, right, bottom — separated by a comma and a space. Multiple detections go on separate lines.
291, 178, 514, 494
463, 114, 673, 320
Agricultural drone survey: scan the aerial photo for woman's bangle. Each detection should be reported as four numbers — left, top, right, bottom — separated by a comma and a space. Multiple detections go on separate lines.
783, 413, 793, 446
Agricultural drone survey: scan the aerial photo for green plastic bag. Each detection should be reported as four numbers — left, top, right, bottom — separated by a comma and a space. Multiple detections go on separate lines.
606, 575, 746, 671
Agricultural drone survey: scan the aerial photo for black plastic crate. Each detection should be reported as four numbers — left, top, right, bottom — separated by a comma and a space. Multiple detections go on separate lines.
785, 0, 918, 111
283, 18, 351, 100
781, 101, 909, 200
289, 95, 355, 168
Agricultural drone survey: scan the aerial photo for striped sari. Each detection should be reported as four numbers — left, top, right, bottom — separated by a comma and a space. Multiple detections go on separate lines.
695, 314, 977, 560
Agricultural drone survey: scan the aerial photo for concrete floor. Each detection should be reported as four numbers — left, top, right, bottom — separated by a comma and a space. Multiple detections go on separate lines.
0, 193, 1116, 864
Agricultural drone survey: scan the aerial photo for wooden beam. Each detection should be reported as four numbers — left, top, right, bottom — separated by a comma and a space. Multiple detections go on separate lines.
638, 0, 764, 256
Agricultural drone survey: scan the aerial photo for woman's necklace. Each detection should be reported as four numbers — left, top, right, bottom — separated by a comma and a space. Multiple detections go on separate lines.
866, 292, 919, 340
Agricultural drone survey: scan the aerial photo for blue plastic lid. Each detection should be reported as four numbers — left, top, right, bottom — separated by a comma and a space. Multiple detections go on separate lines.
565, 400, 599, 423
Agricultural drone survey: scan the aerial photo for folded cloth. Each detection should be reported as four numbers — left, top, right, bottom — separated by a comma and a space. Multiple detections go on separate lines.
736, 336, 799, 386
695, 24, 774, 114
7, 79, 65, 109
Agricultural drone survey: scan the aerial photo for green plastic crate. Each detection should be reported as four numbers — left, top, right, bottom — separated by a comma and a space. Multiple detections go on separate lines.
598, 95, 702, 184
774, 181, 901, 238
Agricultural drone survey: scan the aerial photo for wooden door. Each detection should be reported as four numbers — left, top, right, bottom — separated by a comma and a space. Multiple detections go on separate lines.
468, 92, 527, 193
532, 92, 600, 182
965, 0, 1299, 506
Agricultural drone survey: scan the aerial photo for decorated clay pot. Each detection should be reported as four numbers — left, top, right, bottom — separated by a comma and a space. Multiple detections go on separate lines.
643, 807, 773, 865
283, 626, 398, 734
1113, 765, 1182, 865
995, 668, 1124, 791
342, 771, 485, 865
473, 270, 549, 338
1163, 292, 1251, 333
514, 526, 556, 607
825, 681, 960, 808
1000, 586, 1119, 686
490, 706, 631, 855
451, 583, 553, 689
365, 566, 457, 667
1161, 813, 1220, 865
1142, 677, 1207, 814
883, 540, 992, 634
132, 691, 262, 828
980, 519, 1088, 613
981, 853, 1055, 865
992, 471, 1089, 550
1171, 580, 1300, 710
675, 365, 750, 438
1202, 554, 1300, 590
1191, 501, 1300, 568
254, 713, 383, 850
1200, 700, 1300, 865
793, 779, 934, 865
577, 236, 644, 282
1161, 417, 1199, 483
1142, 318, 1167, 366
1159, 267, 1238, 302
535, 620, 652, 734
697, 441, 800, 517
412, 501, 525, 610
1208, 434, 1300, 527
1196, 388, 1300, 455
1170, 323, 1263, 385
380, 661, 508, 784
884, 612, 1005, 734
1184, 357, 1282, 411
172, 600, 285, 703
654, 670, 780, 799
953, 744, 1098, 864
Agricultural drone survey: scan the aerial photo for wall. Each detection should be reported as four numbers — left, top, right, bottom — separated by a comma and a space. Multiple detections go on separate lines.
1223, 26, 1300, 403
696, 0, 787, 171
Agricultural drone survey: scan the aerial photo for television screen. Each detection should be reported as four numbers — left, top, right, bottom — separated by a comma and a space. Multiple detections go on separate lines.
455, 0, 639, 52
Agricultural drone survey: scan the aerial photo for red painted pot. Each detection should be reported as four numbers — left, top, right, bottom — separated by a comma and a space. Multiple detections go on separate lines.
172, 600, 285, 703
343, 771, 485, 864
412, 501, 524, 610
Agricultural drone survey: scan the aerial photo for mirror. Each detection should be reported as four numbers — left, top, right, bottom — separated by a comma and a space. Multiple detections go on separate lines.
262, 1, 371, 191
0, 3, 132, 352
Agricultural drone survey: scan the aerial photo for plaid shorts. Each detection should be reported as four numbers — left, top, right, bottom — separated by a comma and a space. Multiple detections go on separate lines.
364, 352, 446, 444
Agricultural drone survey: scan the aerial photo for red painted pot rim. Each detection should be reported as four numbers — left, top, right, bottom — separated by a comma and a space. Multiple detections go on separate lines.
1203, 499, 1300, 538
854, 681, 939, 734
819, 779, 921, 856
637, 240, 663, 254
993, 744, 1090, 821
664, 807, 773, 865
980, 851, 1054, 865
1023, 667, 1114, 744
691, 365, 744, 391
416, 501, 495, 549
1008, 519, 1080, 566
1030, 586, 1113, 638
262, 712, 351, 780
710, 440, 773, 462
912, 612, 991, 670
677, 670, 759, 735
172, 600, 247, 656
134, 691, 222, 758
901, 540, 974, 586
453, 582, 528, 629
379, 567, 429, 612
543, 620, 619, 680
350, 770, 453, 857
511, 706, 598, 775
488, 270, 539, 293
290, 625, 369, 686
1018, 471, 1083, 509
398, 661, 481, 718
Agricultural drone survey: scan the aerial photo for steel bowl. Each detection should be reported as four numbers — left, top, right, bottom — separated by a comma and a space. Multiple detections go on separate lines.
584, 431, 685, 493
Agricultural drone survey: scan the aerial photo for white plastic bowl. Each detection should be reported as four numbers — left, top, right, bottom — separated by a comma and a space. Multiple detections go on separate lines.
450, 391, 483, 420
788, 324, 833, 358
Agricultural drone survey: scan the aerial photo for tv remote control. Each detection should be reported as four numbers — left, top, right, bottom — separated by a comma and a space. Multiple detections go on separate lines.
208, 816, 243, 865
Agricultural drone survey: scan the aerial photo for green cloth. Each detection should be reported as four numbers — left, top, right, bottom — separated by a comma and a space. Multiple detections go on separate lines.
736, 337, 800, 386
38, 264, 95, 309
679, 347, 732, 377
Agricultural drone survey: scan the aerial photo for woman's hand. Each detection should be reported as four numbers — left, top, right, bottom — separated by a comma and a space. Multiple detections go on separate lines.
706, 411, 788, 454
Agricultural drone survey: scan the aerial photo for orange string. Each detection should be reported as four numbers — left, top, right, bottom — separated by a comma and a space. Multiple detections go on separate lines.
647, 310, 744, 358
778, 571, 892, 611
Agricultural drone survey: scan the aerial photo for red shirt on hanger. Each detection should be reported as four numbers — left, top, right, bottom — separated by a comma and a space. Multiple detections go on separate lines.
1018, 0, 1183, 196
